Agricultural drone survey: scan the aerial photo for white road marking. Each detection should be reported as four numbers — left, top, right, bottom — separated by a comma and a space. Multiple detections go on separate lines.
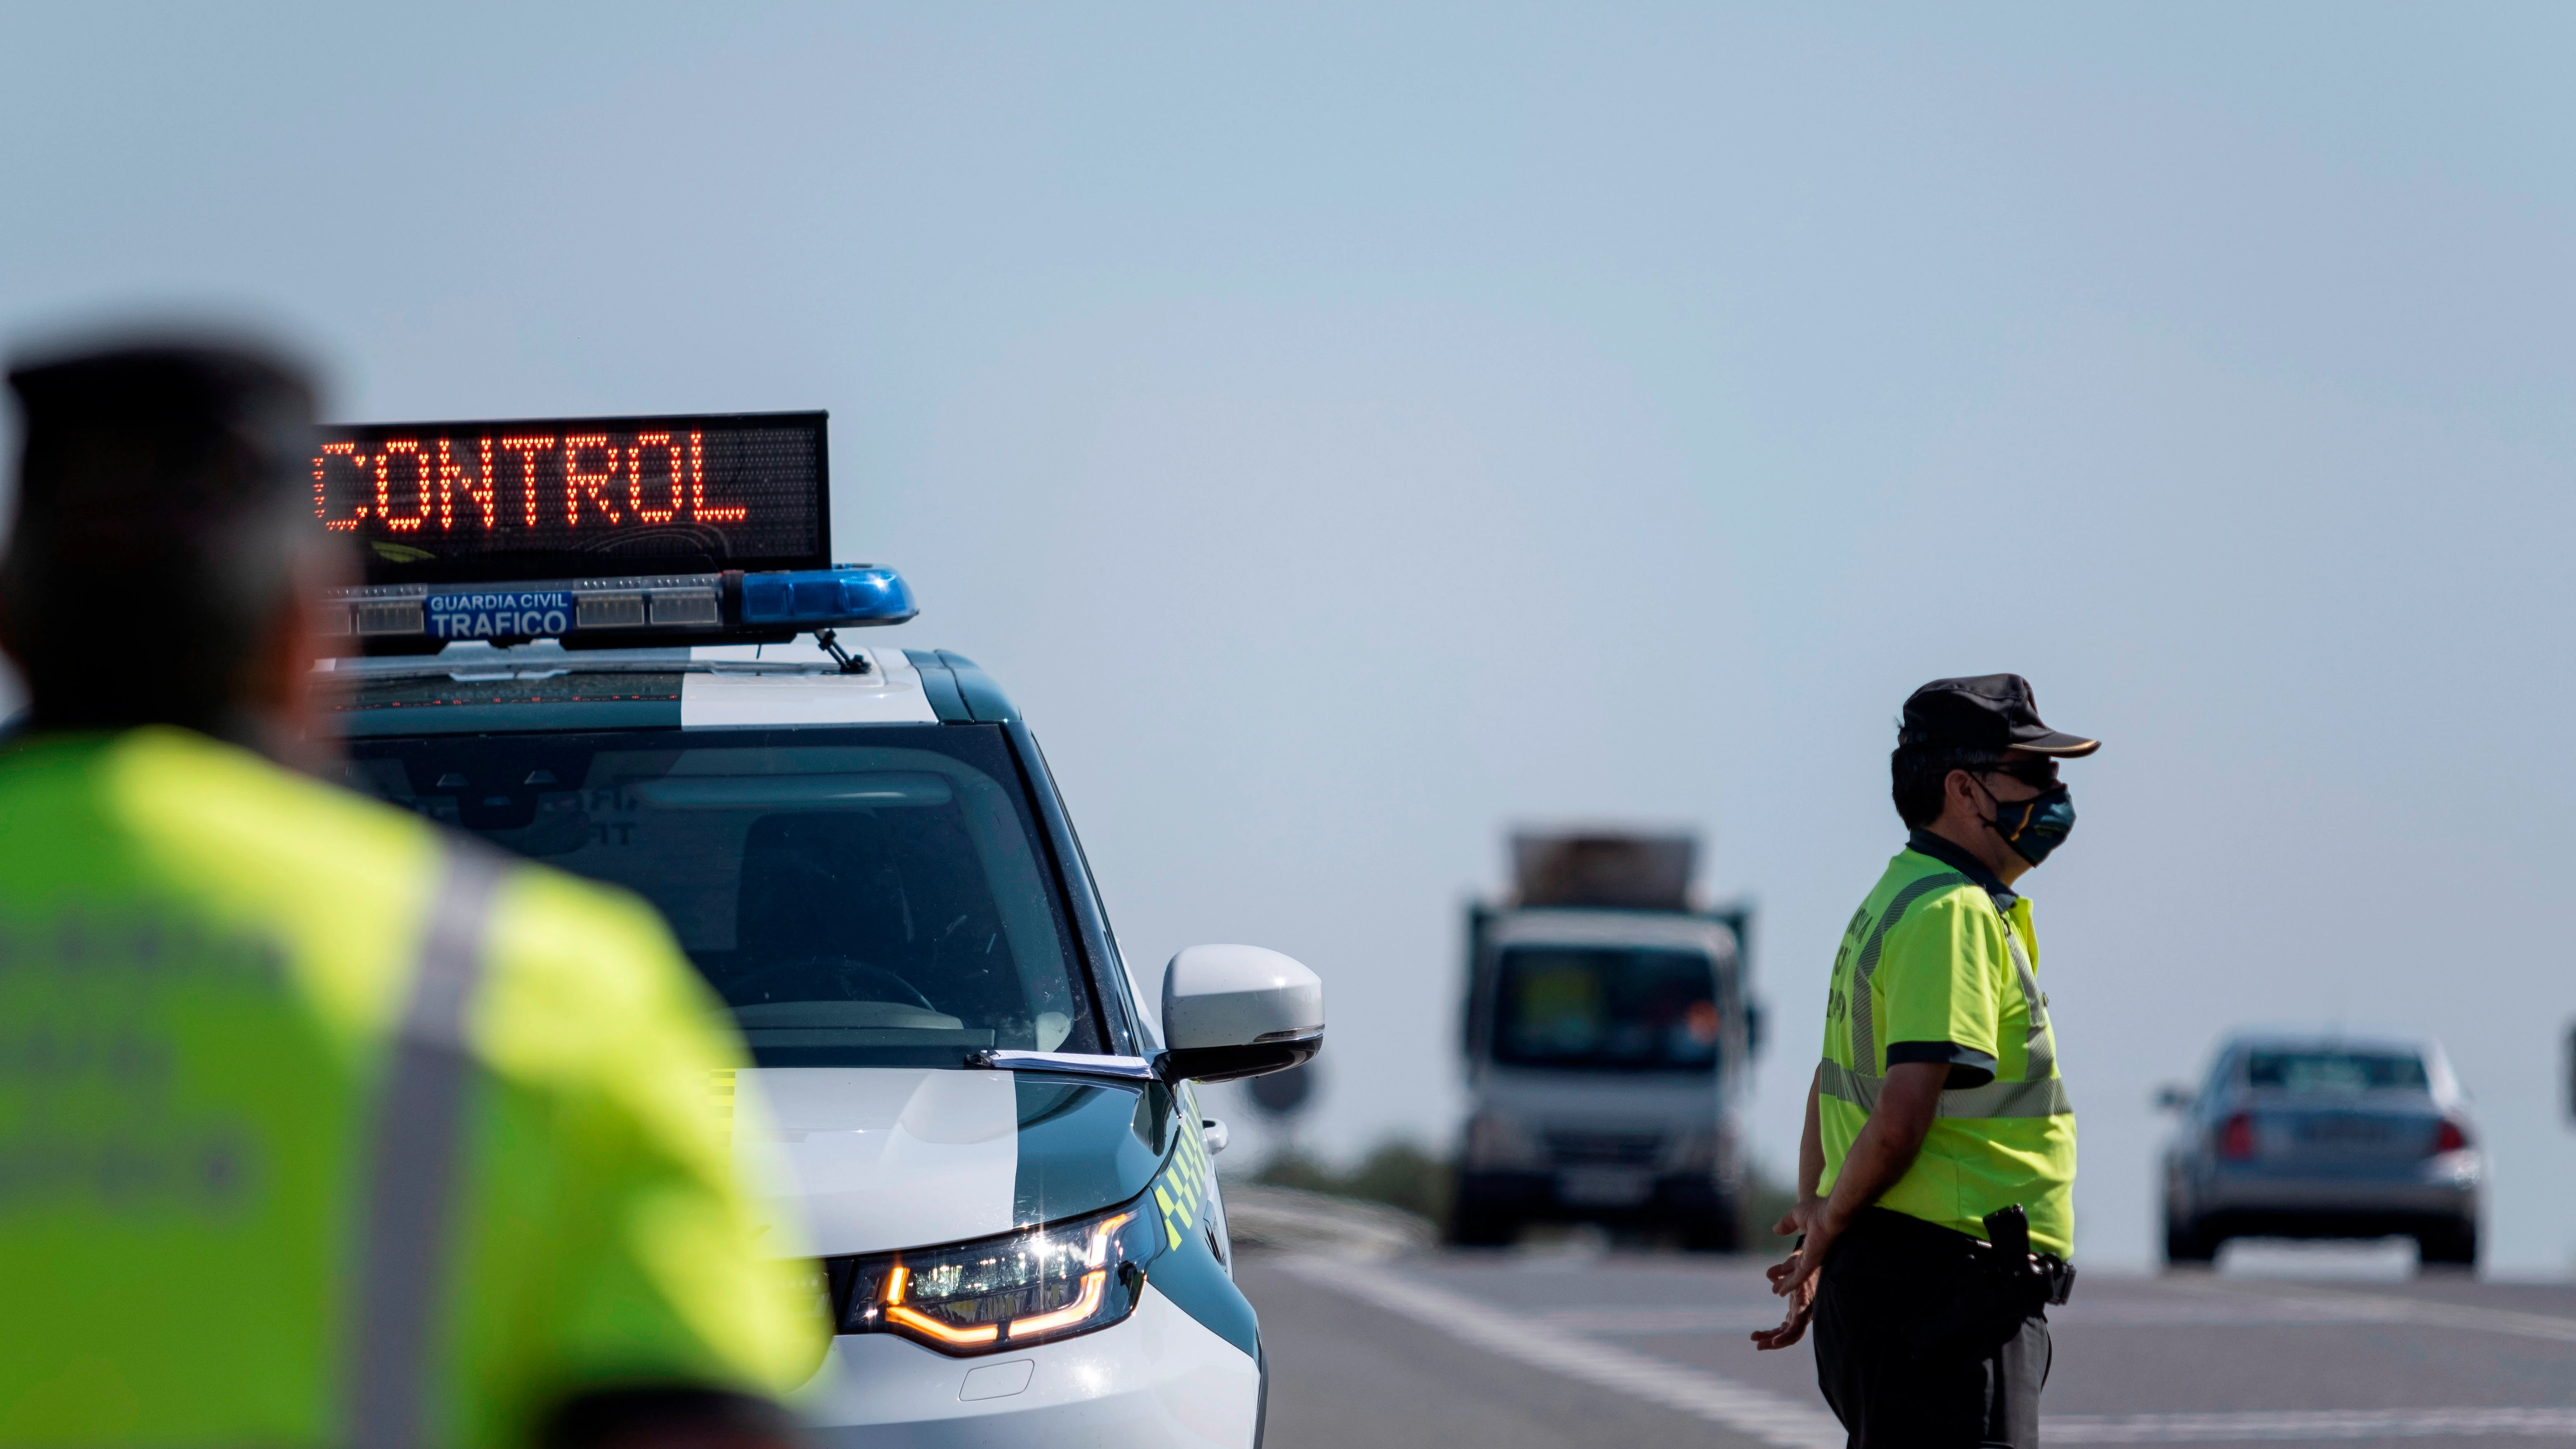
1537, 1305, 1829, 1335
2046, 1408, 2576, 1442
1541, 1292, 2576, 1335
2162, 1280, 2576, 1346
1274, 1257, 2576, 1445
1271, 1255, 1847, 1449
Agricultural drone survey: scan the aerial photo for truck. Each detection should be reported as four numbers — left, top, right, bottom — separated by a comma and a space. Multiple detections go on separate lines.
1449, 831, 1758, 1250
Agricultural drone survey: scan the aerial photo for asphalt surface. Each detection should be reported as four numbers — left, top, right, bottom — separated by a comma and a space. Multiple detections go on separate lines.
1238, 1242, 2576, 1447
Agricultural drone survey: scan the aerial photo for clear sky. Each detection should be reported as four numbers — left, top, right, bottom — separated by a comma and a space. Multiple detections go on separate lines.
8, 3, 2576, 1271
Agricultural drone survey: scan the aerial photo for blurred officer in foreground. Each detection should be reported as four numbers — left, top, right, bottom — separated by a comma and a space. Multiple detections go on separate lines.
0, 339, 822, 1449
1752, 675, 2092, 1448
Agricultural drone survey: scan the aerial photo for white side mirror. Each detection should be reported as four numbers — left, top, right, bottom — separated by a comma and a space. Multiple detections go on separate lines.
1160, 944, 1324, 1083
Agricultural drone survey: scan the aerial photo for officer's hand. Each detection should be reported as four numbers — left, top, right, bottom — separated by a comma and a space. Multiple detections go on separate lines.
1766, 1198, 1840, 1308
1771, 1195, 1828, 1244
1768, 1234, 1827, 1299
1749, 1269, 1816, 1351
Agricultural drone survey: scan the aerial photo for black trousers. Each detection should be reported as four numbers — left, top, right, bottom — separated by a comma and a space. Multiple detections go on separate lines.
1812, 1208, 2052, 1449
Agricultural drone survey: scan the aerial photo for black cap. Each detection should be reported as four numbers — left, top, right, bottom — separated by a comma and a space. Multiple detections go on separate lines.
4, 335, 322, 730
7, 339, 315, 558
1900, 674, 2099, 757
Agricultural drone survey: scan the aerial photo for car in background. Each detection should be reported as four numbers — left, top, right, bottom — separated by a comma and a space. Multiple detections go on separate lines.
2157, 1033, 2480, 1268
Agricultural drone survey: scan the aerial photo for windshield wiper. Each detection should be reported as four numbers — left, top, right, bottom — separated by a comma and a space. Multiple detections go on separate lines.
963, 1049, 1157, 1083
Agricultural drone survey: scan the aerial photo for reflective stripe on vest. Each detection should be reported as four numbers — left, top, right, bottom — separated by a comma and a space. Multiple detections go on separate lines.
1847, 870, 1971, 1072
2001, 923, 2054, 1082
1818, 1058, 2072, 1119
1852, 869, 2055, 1087
347, 842, 511, 1449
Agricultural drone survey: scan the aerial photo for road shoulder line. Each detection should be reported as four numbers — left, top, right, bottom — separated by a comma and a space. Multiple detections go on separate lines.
1267, 1254, 1847, 1449
2046, 1406, 2576, 1442
2162, 1278, 2576, 1346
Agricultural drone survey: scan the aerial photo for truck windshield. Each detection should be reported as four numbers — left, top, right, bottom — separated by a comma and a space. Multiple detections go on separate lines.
1491, 946, 1719, 1072
342, 723, 1101, 1068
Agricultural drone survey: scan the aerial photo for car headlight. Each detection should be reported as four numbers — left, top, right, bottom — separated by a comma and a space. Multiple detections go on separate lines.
824, 1196, 1161, 1356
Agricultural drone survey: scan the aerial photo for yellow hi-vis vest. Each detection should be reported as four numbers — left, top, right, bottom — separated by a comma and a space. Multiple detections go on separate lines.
0, 729, 824, 1449
1818, 847, 2077, 1257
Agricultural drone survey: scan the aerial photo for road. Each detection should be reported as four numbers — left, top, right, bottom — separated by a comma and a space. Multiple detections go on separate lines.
1237, 1243, 2576, 1447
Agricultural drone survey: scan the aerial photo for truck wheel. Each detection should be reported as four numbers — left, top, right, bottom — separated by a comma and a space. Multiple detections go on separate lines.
1448, 1208, 1516, 1247
2163, 1212, 2216, 1265
2417, 1219, 2478, 1269
1446, 1186, 1517, 1248
1679, 1206, 1740, 1254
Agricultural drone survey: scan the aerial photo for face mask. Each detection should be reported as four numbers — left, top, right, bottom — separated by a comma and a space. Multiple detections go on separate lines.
1984, 781, 2075, 866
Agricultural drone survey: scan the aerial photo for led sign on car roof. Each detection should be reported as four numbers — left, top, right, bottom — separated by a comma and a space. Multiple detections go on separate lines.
312, 410, 916, 651
312, 410, 827, 584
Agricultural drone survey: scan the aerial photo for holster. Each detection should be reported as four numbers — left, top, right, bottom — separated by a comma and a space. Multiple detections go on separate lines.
1892, 1204, 2074, 1356
1982, 1203, 2076, 1309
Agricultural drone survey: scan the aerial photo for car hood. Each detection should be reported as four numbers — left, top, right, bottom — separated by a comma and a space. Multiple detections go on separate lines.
734, 1067, 1177, 1257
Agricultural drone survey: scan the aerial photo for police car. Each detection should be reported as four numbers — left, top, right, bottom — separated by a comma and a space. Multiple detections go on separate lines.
311, 411, 1318, 1446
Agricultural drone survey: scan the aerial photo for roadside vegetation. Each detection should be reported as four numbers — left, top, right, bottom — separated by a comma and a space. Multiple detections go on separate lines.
1252, 1140, 1451, 1226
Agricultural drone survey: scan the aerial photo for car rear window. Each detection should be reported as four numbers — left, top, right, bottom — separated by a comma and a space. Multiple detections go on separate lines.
2245, 1050, 2429, 1093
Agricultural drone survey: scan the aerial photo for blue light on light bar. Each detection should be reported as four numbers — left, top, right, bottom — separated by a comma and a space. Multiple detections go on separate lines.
322, 563, 916, 647
739, 565, 917, 627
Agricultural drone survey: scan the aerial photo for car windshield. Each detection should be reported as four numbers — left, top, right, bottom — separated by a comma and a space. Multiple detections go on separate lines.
2245, 1049, 2429, 1093
343, 724, 1101, 1067
1491, 945, 1719, 1072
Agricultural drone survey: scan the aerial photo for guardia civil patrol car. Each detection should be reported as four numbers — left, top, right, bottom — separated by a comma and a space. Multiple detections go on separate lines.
312, 411, 1319, 1447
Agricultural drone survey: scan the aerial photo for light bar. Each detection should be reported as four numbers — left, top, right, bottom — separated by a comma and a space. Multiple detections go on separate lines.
740, 566, 915, 628
320, 564, 916, 647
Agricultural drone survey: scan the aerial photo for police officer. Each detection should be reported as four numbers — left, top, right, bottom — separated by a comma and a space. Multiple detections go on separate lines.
1751, 674, 2092, 1448
0, 341, 822, 1449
